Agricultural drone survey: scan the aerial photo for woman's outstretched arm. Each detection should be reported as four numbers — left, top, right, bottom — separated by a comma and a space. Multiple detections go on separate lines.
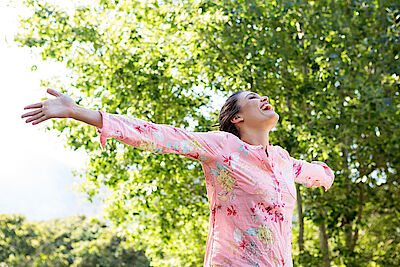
22, 89, 227, 162
94, 110, 227, 161
275, 146, 335, 191
291, 159, 335, 191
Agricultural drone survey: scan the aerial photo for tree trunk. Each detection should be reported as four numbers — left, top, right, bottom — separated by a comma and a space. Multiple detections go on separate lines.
318, 210, 331, 267
341, 146, 355, 255
296, 184, 304, 252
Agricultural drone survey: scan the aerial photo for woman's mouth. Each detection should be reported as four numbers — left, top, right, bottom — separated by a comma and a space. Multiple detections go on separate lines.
260, 103, 273, 111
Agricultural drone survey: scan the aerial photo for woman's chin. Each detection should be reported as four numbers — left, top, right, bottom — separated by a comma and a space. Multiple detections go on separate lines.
265, 111, 279, 121
267, 113, 279, 128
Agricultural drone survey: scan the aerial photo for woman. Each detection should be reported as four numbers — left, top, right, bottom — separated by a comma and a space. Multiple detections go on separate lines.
22, 88, 334, 266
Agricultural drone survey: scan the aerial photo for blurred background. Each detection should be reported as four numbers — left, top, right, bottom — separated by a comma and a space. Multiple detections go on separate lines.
1, 0, 399, 266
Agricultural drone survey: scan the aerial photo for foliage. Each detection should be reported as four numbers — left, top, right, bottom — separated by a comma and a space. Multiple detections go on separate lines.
0, 214, 149, 266
15, 0, 400, 266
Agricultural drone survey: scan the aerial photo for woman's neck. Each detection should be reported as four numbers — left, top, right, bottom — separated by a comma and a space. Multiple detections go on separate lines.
240, 129, 270, 151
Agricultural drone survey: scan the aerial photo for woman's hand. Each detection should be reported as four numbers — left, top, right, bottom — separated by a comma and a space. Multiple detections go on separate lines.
21, 88, 76, 125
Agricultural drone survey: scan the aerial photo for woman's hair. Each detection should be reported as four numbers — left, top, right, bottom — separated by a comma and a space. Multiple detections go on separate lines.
218, 90, 244, 138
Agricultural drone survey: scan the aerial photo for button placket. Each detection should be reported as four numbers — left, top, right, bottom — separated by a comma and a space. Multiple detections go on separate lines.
257, 146, 284, 207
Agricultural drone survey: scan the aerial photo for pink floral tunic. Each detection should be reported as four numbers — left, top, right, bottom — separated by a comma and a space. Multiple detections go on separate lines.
96, 111, 334, 267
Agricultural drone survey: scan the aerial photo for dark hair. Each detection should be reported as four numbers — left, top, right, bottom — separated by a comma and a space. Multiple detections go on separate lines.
218, 90, 244, 138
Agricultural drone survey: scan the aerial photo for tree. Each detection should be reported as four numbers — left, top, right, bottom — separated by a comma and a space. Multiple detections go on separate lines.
16, 0, 399, 265
0, 214, 37, 263
0, 214, 150, 266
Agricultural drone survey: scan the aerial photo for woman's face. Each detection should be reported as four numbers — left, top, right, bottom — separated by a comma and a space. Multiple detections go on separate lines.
232, 91, 279, 131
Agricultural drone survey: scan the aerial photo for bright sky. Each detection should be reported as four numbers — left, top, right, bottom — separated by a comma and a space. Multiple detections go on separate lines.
0, 1, 104, 221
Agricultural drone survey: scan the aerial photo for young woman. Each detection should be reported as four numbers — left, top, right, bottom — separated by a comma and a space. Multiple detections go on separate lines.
22, 88, 334, 266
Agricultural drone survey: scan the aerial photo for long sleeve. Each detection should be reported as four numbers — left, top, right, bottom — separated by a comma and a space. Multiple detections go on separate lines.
291, 158, 335, 191
95, 110, 226, 162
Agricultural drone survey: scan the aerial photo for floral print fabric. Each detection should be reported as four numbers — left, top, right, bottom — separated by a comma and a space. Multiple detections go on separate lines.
96, 111, 335, 267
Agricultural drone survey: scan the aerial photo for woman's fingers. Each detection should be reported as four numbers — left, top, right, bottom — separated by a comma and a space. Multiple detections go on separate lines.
21, 109, 42, 119
24, 102, 43, 109
25, 112, 45, 123
23, 89, 69, 125
47, 88, 62, 97
24, 89, 61, 110
32, 114, 49, 125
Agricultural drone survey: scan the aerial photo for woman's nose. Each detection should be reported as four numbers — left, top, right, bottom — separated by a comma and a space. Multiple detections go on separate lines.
261, 97, 269, 103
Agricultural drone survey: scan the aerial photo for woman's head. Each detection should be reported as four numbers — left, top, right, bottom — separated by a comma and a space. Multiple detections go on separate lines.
218, 91, 243, 137
218, 91, 279, 138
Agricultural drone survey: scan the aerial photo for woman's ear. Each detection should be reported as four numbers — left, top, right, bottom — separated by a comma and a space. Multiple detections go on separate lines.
231, 114, 244, 124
